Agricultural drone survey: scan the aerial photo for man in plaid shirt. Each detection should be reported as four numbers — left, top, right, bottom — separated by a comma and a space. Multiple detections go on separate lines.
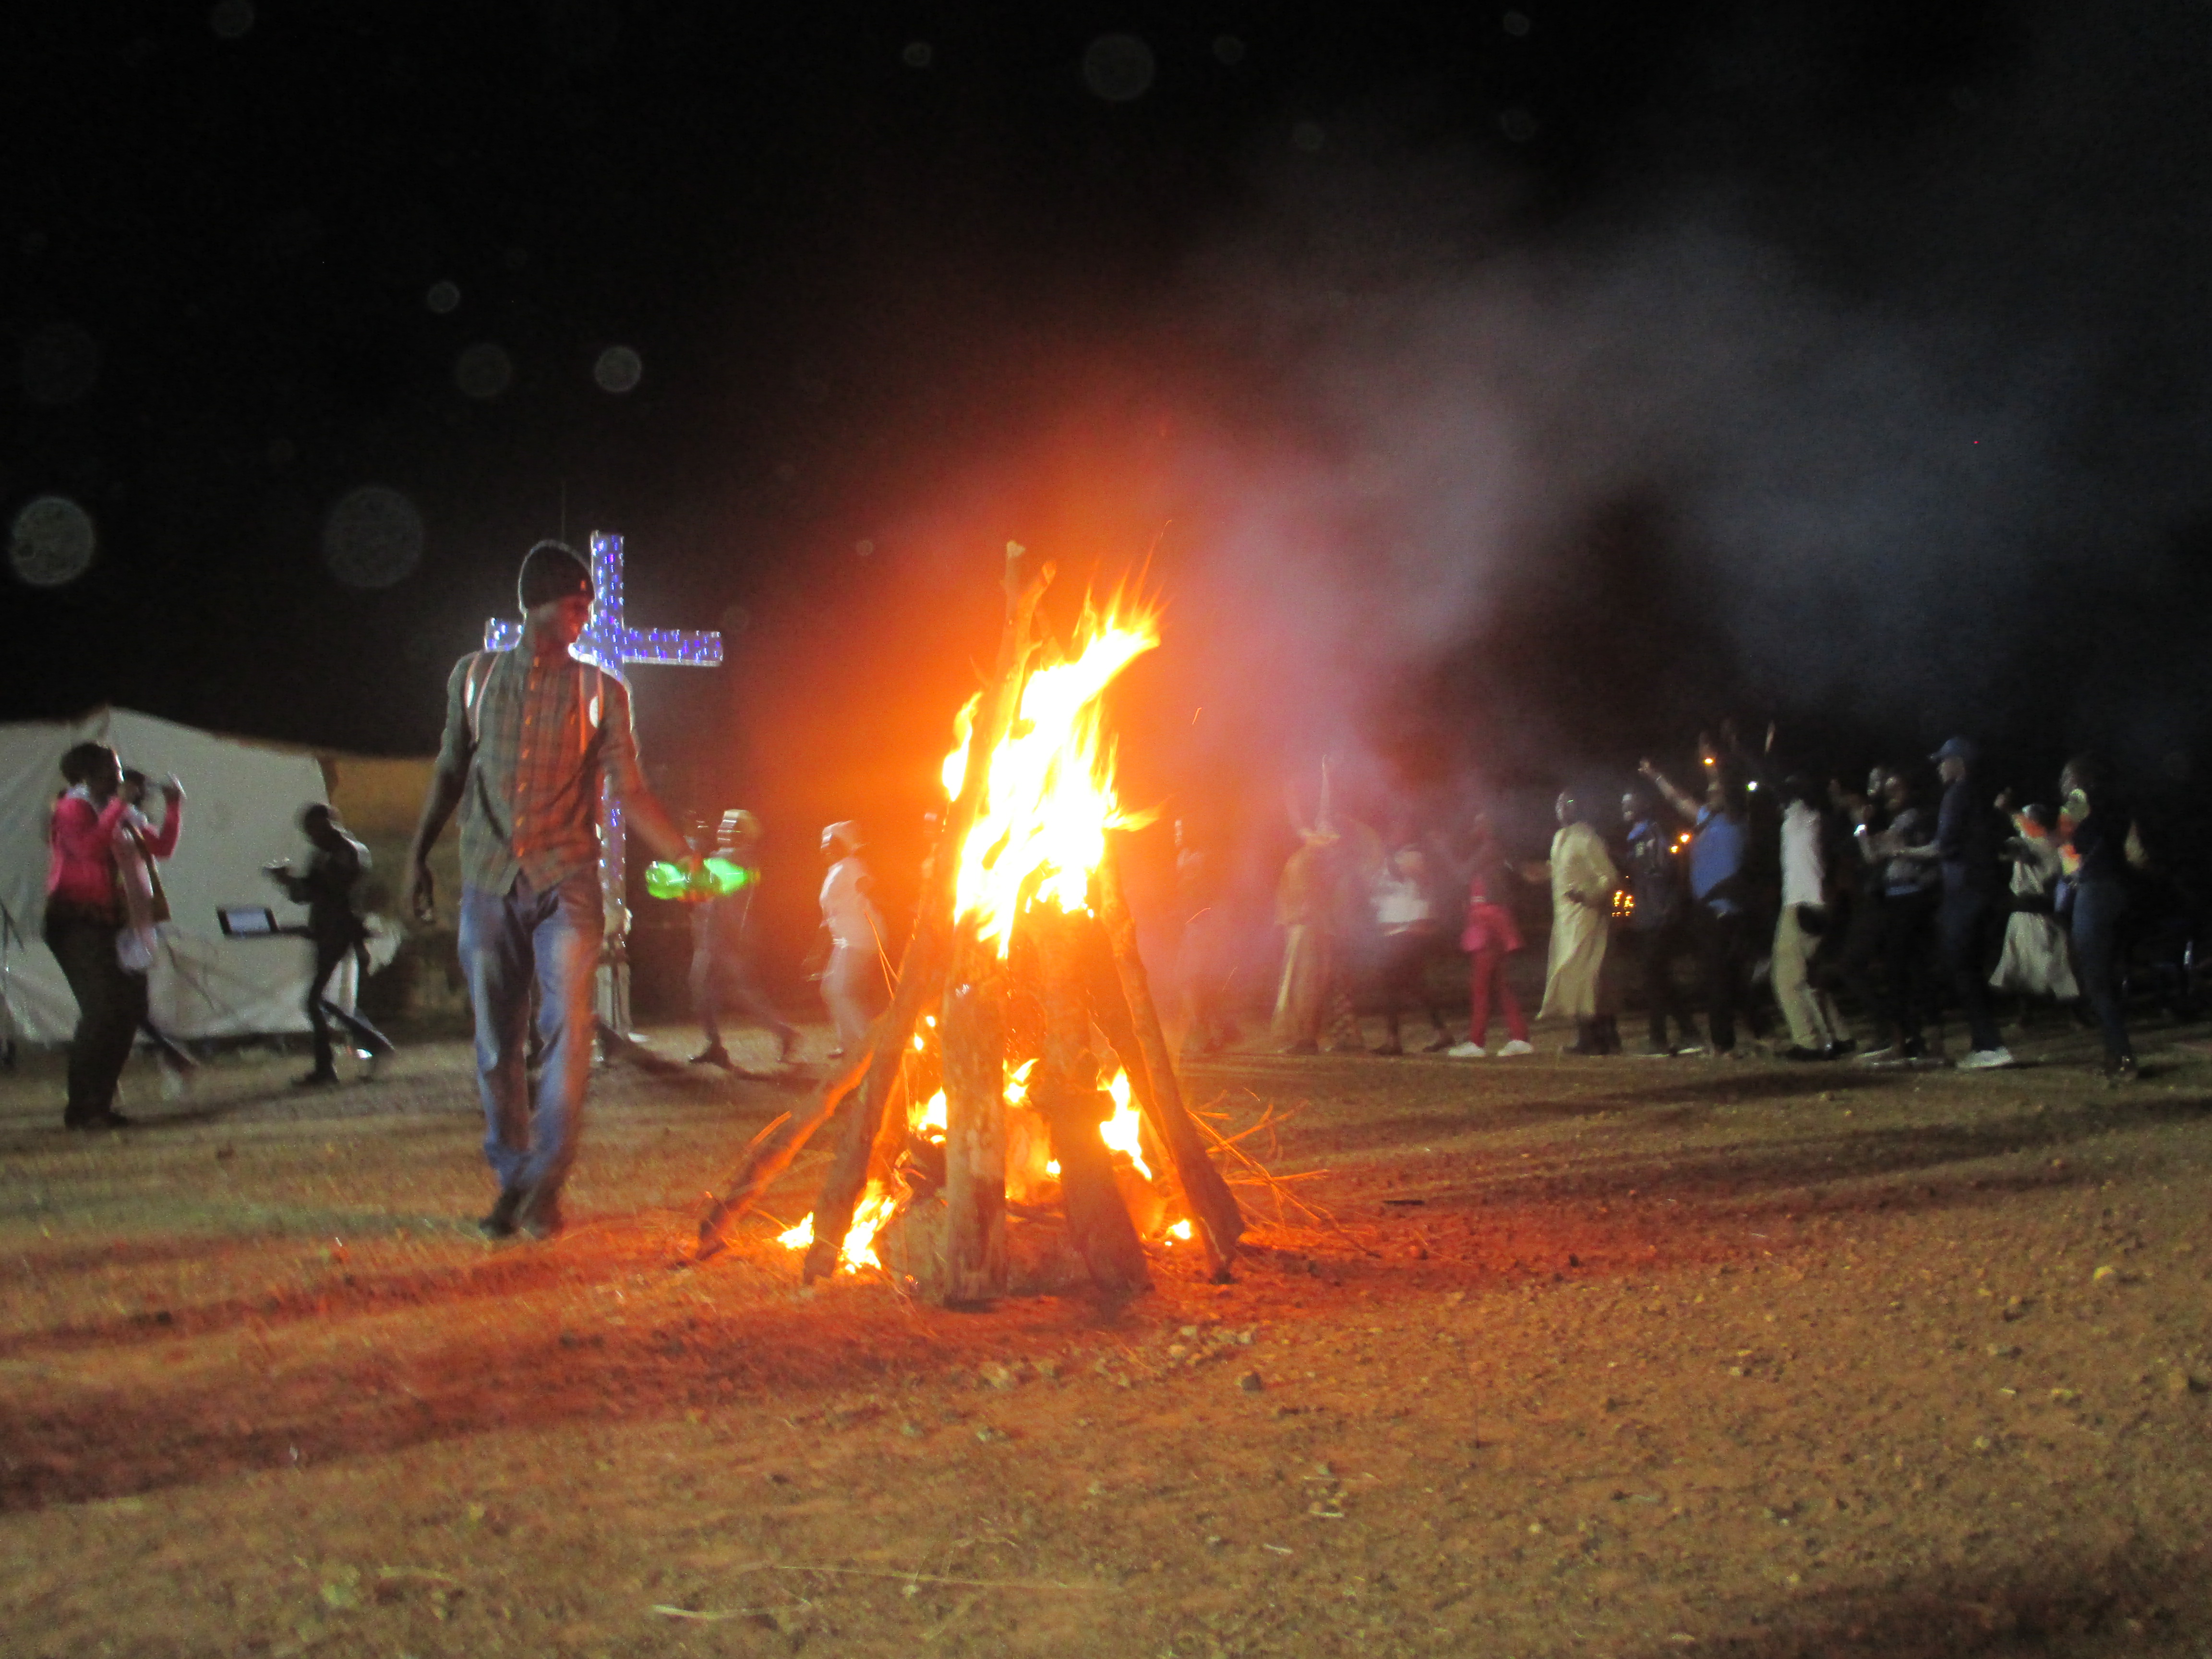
405, 541, 697, 1240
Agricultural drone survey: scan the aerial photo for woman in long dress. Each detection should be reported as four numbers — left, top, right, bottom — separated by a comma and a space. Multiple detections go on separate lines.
1989, 804, 2078, 1004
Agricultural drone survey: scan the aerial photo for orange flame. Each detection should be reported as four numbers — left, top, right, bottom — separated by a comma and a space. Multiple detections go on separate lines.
1099, 1067, 1152, 1180
775, 1190, 900, 1274
939, 598, 1158, 955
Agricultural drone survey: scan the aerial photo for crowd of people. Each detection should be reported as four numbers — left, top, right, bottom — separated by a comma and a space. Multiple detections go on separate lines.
1230, 730, 2172, 1084
32, 538, 2191, 1245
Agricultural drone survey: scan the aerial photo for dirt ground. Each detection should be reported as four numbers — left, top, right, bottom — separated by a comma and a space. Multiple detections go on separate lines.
4, 1008, 2211, 1659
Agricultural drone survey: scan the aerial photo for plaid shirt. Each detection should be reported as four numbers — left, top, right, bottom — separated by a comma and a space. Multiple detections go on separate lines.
436, 646, 646, 896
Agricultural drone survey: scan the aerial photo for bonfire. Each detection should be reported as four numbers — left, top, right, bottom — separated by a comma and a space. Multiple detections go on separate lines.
696, 546, 1243, 1302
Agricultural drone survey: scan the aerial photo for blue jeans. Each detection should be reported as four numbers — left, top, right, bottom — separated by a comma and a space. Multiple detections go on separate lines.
459, 870, 601, 1198
2070, 877, 2133, 1065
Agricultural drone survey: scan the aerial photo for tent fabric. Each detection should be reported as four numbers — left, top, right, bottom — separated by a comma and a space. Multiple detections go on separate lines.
0, 709, 341, 1045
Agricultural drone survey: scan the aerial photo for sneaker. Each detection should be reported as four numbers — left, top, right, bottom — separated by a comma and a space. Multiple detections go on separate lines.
357, 1052, 382, 1082
1958, 1046, 2017, 1071
1446, 1041, 1488, 1058
478, 1188, 523, 1239
1497, 1039, 1536, 1057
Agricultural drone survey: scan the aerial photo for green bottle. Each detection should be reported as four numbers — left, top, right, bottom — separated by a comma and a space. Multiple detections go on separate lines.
645, 857, 753, 901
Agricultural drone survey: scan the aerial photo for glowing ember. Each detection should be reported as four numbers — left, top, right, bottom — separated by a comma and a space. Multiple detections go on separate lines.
1168, 1220, 1193, 1241
939, 599, 1158, 955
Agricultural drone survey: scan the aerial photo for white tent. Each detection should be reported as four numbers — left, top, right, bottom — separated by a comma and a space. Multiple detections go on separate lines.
0, 709, 341, 1045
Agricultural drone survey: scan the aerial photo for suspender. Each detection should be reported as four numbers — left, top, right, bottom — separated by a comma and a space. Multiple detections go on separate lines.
464, 651, 605, 755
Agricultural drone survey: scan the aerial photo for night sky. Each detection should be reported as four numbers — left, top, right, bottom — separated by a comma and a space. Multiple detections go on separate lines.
12, 1, 2212, 883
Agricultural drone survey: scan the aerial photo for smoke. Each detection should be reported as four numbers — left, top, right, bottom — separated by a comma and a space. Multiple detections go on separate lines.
1164, 0, 2212, 791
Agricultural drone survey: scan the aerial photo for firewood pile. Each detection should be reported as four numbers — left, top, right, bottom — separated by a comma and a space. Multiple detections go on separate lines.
694, 547, 1243, 1303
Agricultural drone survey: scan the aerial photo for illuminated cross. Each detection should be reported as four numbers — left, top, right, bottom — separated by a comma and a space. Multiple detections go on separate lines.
485, 530, 721, 1034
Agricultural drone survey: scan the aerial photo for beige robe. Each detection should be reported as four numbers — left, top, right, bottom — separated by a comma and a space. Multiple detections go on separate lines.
1539, 821, 1617, 1021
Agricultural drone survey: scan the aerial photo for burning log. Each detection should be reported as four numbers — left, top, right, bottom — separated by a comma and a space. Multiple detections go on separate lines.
1028, 903, 1151, 1295
1083, 858, 1244, 1279
718, 549, 1242, 1303
793, 549, 1052, 1284
939, 939, 1011, 1302
692, 1055, 868, 1262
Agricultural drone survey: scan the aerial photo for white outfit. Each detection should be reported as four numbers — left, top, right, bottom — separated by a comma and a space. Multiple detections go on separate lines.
1371, 871, 1432, 929
818, 854, 883, 1053
1773, 801, 1845, 1050
1990, 833, 2078, 1000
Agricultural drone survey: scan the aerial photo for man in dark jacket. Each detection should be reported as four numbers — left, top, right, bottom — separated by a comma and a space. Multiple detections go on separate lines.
268, 804, 394, 1086
1620, 788, 1701, 1056
1931, 738, 2015, 1070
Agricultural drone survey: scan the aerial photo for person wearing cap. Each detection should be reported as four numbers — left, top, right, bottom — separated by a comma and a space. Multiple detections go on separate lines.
1928, 737, 2015, 1069
815, 820, 884, 1057
687, 809, 798, 1068
404, 540, 699, 1240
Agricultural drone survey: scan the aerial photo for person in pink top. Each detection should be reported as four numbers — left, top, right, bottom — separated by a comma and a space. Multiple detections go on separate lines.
1450, 813, 1535, 1058
44, 742, 182, 1129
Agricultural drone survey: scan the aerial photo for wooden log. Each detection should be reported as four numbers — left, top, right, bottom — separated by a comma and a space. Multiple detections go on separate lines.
799, 928, 944, 1283
1079, 925, 1234, 1281
939, 933, 1010, 1304
796, 548, 1053, 1281
1094, 839, 1245, 1274
693, 1050, 871, 1262
1030, 904, 1152, 1295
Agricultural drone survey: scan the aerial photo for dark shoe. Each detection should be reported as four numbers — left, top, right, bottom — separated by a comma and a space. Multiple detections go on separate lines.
1780, 1046, 1827, 1062
478, 1188, 524, 1239
2105, 1055, 2140, 1084
776, 1027, 800, 1064
1421, 1034, 1455, 1053
1374, 1039, 1405, 1056
1822, 1039, 1855, 1060
294, 1069, 341, 1089
64, 1108, 133, 1131
517, 1185, 564, 1240
688, 1042, 732, 1068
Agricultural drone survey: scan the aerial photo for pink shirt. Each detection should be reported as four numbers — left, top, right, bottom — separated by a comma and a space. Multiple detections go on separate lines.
47, 790, 180, 914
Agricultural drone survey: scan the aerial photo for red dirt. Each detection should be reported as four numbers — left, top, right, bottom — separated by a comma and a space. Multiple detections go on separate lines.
3, 1013, 2210, 1657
